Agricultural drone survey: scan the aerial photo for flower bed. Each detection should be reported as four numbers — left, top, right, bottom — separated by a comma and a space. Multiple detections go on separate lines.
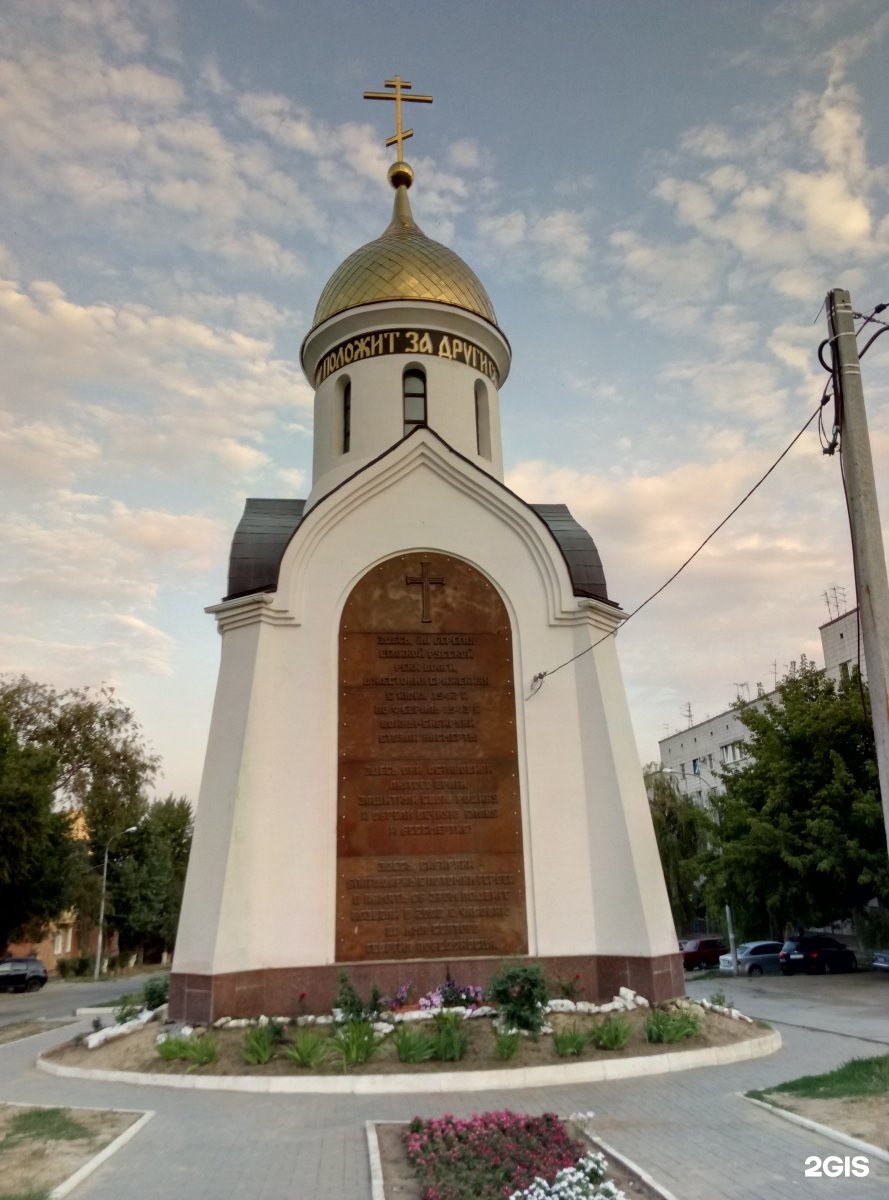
401, 1111, 626, 1200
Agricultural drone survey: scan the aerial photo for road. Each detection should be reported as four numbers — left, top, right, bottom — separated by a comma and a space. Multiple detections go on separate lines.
685, 968, 889, 1044
0, 973, 157, 1027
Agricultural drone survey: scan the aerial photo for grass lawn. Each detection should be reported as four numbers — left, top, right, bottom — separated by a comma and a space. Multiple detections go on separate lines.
750, 1055, 889, 1102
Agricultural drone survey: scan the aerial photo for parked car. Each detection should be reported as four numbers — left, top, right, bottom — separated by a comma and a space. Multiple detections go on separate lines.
779, 935, 858, 975
871, 948, 889, 972
718, 940, 783, 976
680, 936, 728, 970
0, 956, 48, 992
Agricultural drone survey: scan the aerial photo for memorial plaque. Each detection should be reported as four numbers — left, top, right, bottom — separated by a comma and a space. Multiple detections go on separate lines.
336, 553, 527, 962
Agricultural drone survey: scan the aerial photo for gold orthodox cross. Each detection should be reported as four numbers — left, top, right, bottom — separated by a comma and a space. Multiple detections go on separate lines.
406, 561, 445, 623
363, 75, 433, 161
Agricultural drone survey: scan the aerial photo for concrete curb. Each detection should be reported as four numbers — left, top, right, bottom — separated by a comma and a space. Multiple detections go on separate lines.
0, 1101, 154, 1200
366, 1120, 680, 1200
366, 1121, 389, 1200
74, 1007, 116, 1017
585, 1132, 680, 1200
37, 1028, 781, 1095
742, 1094, 889, 1165
50, 1108, 154, 1199
0, 1021, 78, 1047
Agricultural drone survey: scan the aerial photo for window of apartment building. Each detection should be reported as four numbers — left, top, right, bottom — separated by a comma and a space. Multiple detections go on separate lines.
720, 741, 744, 764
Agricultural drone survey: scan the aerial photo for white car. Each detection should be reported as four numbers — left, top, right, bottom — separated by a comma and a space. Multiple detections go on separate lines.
872, 948, 889, 972
718, 940, 783, 976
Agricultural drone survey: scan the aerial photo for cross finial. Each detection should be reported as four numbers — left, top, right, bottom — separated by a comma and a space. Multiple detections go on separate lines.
363, 75, 433, 187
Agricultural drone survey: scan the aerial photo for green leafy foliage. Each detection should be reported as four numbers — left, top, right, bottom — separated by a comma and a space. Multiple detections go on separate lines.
393, 1024, 434, 1063
704, 660, 889, 936
552, 1024, 587, 1057
429, 1011, 469, 1061
758, 1055, 889, 1100
589, 1014, 632, 1050
155, 1035, 218, 1066
2, 1108, 90, 1147
486, 964, 549, 1034
0, 716, 80, 952
644, 763, 714, 933
113, 998, 140, 1024
142, 975, 170, 1010
644, 1008, 700, 1044
329, 1020, 383, 1070
282, 1029, 330, 1068
333, 971, 379, 1021
112, 797, 193, 959
242, 1024, 277, 1065
493, 1027, 522, 1060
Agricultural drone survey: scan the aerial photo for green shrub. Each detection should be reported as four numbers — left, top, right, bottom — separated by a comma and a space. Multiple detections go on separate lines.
493, 1027, 522, 1060
329, 1020, 383, 1070
242, 1024, 277, 1065
552, 1024, 586, 1057
393, 1024, 435, 1063
333, 971, 379, 1021
156, 1034, 218, 1066
589, 1015, 631, 1051
708, 989, 728, 1008
114, 997, 140, 1024
644, 1008, 700, 1044
71, 955, 92, 977
56, 958, 73, 979
429, 1011, 469, 1062
283, 1029, 330, 1068
486, 964, 549, 1034
105, 954, 120, 972
142, 975, 170, 1010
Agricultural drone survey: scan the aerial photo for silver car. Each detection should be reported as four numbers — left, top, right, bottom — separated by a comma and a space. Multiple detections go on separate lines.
718, 940, 783, 976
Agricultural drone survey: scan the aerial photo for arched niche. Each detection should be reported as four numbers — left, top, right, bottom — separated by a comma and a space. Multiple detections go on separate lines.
336, 551, 527, 962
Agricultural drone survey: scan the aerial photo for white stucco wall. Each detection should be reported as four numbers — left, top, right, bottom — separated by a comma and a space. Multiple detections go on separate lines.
173, 433, 677, 976
302, 300, 510, 506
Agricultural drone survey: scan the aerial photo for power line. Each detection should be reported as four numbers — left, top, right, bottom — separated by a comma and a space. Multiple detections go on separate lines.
527, 395, 828, 698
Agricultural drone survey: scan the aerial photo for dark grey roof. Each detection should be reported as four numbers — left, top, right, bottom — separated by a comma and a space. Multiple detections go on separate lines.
225, 495, 608, 605
531, 504, 609, 602
226, 498, 305, 599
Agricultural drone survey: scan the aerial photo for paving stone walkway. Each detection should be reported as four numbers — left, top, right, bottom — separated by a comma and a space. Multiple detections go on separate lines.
1, 997, 887, 1199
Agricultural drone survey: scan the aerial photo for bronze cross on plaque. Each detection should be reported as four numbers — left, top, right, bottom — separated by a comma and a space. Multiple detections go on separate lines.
363, 75, 433, 161
406, 561, 445, 623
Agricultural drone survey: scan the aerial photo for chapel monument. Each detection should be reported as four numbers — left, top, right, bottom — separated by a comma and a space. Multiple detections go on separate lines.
170, 79, 682, 1023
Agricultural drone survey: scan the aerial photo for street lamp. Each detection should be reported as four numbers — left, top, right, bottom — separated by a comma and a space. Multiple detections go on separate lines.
93, 826, 137, 982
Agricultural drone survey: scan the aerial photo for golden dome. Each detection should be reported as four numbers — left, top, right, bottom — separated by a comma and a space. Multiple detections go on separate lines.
311, 184, 497, 328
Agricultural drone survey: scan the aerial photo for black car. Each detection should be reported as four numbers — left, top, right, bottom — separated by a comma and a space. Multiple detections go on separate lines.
0, 956, 48, 992
779, 935, 857, 975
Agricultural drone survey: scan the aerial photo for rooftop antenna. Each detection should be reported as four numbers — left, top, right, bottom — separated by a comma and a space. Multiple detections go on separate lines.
681, 701, 693, 728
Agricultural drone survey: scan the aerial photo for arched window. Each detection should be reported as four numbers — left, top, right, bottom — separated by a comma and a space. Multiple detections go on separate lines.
474, 379, 491, 459
403, 368, 426, 436
341, 378, 351, 454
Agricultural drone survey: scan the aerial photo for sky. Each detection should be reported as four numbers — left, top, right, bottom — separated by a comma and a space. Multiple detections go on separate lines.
2, 0, 888, 802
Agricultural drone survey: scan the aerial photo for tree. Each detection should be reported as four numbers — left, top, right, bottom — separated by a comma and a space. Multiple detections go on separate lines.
704, 658, 889, 938
0, 676, 159, 849
0, 717, 79, 953
644, 763, 713, 933
110, 796, 194, 960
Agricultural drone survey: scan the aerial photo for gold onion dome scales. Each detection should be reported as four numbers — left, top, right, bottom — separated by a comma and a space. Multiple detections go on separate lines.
311, 76, 497, 330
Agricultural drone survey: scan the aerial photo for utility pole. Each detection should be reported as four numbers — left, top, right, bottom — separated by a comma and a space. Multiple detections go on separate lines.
826, 289, 889, 857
